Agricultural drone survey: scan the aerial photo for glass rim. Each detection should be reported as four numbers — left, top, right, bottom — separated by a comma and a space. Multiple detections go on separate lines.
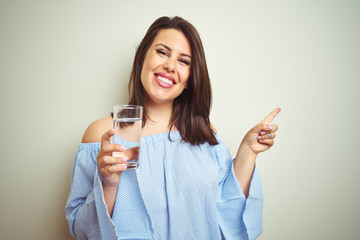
113, 104, 143, 109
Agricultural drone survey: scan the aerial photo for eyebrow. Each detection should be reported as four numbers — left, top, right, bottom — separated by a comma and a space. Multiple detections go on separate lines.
155, 43, 192, 59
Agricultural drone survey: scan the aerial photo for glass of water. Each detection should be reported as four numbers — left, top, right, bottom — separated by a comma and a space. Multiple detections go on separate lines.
112, 105, 143, 170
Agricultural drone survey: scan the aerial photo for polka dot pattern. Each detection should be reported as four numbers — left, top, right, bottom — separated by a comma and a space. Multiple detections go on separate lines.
65, 132, 263, 239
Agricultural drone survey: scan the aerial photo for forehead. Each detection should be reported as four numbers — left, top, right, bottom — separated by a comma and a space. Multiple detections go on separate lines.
152, 29, 191, 55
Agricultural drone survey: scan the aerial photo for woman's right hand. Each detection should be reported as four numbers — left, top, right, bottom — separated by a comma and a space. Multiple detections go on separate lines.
97, 129, 128, 188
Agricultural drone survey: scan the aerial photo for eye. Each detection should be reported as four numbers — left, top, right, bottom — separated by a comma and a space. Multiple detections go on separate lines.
156, 49, 167, 56
179, 58, 190, 66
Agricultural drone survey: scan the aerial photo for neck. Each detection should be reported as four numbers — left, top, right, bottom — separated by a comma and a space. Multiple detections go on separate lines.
145, 101, 173, 124
141, 100, 176, 137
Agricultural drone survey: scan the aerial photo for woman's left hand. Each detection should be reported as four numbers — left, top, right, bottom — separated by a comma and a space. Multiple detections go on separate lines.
234, 107, 281, 197
241, 107, 281, 155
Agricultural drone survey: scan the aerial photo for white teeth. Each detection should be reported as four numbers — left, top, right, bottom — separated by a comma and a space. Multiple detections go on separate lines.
157, 76, 173, 85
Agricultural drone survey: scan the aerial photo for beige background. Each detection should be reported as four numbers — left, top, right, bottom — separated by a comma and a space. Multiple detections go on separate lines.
1, 0, 359, 239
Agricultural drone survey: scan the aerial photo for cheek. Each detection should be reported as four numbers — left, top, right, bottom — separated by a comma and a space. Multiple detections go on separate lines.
141, 52, 155, 74
140, 68, 145, 87
140, 60, 153, 83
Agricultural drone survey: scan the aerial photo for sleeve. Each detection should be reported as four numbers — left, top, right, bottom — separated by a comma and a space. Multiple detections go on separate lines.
216, 140, 263, 240
65, 143, 119, 239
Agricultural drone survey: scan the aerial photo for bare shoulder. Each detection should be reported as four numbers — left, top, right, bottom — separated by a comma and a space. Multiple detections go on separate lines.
82, 116, 113, 143
211, 123, 217, 134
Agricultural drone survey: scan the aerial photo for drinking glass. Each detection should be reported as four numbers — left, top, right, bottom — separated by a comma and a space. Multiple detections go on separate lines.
112, 105, 143, 170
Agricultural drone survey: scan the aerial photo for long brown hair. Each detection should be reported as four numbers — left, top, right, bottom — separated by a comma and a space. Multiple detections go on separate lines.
128, 16, 218, 145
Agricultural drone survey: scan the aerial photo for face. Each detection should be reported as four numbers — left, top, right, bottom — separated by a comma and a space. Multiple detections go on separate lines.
140, 28, 192, 105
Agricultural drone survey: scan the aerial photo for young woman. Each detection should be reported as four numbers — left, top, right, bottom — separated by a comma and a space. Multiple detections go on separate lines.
66, 16, 280, 240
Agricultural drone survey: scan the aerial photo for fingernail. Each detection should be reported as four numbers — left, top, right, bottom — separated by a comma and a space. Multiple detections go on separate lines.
120, 158, 127, 163
259, 139, 263, 143
122, 165, 127, 170
260, 131, 266, 135
119, 146, 126, 151
257, 136, 262, 140
268, 125, 273, 130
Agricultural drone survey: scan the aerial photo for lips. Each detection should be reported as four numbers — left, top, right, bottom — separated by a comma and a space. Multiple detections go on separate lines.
155, 73, 175, 88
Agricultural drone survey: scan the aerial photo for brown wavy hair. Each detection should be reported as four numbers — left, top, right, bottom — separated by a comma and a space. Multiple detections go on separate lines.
128, 16, 218, 145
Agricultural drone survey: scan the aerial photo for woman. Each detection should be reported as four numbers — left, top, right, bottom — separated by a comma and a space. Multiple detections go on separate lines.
66, 16, 280, 240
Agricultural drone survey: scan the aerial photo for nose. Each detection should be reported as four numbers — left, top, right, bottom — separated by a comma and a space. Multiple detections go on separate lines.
163, 58, 176, 73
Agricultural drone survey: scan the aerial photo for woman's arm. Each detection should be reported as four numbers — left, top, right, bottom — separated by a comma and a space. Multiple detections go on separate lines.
233, 108, 281, 198
66, 117, 153, 239
82, 117, 128, 216
65, 141, 119, 239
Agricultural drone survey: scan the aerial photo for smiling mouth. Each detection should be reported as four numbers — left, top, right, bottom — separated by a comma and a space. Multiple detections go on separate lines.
157, 75, 174, 85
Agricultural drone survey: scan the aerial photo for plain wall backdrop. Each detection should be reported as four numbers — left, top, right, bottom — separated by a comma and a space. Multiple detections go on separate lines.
0, 0, 359, 239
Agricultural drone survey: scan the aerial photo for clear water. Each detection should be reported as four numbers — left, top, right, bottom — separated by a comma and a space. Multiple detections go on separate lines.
112, 118, 142, 170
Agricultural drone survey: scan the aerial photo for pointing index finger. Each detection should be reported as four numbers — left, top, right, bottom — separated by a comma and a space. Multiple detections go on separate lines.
261, 107, 281, 124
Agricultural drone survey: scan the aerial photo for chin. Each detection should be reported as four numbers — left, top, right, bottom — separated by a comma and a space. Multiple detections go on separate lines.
153, 98, 173, 105
148, 92, 175, 104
